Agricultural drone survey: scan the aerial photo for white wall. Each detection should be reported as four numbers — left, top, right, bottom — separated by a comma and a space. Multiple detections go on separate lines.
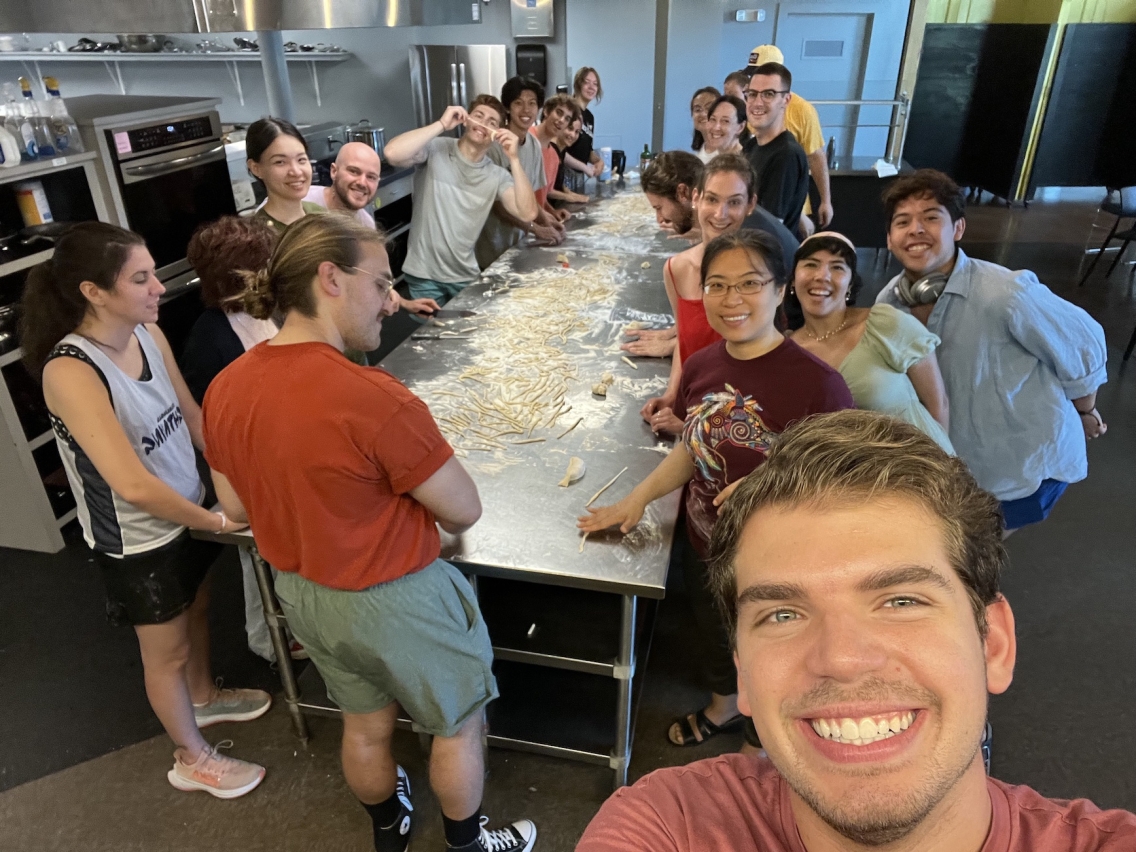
566, 0, 656, 157
0, 1, 568, 135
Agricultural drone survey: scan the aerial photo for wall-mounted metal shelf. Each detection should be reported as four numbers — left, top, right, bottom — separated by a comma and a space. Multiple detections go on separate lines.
0, 51, 352, 107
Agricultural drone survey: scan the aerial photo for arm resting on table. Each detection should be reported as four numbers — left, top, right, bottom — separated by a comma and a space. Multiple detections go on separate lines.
210, 469, 249, 524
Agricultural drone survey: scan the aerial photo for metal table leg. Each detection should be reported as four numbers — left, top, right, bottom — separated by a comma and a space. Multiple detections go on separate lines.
246, 546, 310, 743
610, 594, 638, 788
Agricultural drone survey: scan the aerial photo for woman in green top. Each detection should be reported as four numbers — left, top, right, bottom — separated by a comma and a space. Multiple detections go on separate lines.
785, 231, 955, 453
246, 117, 325, 233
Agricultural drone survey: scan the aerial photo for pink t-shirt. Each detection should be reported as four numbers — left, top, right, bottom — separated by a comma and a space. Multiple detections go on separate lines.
577, 754, 1136, 852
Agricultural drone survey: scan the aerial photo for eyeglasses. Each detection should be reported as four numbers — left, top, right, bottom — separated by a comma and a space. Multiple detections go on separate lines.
703, 278, 775, 297
744, 89, 789, 103
342, 265, 395, 299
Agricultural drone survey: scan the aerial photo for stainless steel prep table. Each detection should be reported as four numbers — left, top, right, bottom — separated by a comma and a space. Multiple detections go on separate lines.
199, 183, 681, 788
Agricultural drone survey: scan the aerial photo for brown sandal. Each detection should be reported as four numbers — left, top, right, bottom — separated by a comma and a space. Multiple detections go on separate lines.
668, 709, 745, 746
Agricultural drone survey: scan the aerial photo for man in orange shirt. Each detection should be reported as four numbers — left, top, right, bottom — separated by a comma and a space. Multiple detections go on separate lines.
736, 45, 833, 236
202, 215, 536, 852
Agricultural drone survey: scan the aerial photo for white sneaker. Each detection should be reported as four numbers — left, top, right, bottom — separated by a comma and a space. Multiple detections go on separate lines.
167, 741, 265, 799
193, 685, 272, 728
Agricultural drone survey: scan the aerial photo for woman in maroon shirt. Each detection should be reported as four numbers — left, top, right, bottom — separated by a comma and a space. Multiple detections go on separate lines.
580, 229, 853, 747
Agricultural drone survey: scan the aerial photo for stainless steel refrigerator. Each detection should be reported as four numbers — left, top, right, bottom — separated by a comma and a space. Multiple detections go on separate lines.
409, 44, 509, 129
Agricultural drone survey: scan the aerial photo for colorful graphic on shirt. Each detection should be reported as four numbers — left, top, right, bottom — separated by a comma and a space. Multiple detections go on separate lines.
682, 383, 775, 483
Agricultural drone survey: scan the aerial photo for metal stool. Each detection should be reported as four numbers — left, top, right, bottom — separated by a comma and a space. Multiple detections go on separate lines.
1080, 187, 1136, 286
242, 545, 310, 742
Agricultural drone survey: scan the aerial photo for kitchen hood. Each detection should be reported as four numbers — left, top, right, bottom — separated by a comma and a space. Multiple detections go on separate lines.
0, 0, 483, 33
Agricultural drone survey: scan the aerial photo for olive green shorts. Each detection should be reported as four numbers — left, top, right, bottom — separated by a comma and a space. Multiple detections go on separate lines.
273, 559, 498, 737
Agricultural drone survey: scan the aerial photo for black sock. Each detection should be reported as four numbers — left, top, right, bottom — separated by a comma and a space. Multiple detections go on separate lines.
443, 808, 483, 848
362, 791, 404, 830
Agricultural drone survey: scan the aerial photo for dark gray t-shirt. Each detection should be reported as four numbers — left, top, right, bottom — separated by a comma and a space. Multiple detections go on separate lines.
404, 136, 514, 284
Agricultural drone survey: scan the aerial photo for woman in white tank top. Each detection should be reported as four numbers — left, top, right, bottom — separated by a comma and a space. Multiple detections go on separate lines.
20, 222, 268, 799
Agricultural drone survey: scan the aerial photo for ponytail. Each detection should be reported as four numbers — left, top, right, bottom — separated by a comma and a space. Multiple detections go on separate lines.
20, 222, 144, 381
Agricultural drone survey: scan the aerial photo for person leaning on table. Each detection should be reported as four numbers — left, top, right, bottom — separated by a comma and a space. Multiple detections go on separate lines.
201, 214, 536, 852
874, 169, 1108, 534
579, 410, 1136, 852
19, 222, 269, 800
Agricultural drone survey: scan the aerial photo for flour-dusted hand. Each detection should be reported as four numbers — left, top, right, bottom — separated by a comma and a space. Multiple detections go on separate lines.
578, 496, 645, 535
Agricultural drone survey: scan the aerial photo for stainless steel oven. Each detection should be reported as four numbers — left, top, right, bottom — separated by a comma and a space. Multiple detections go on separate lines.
104, 113, 235, 283
70, 96, 236, 288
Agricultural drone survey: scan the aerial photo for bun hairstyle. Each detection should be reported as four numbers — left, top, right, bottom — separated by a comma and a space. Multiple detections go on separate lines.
235, 212, 387, 321
783, 232, 863, 331
701, 229, 787, 290
186, 216, 277, 312
20, 222, 145, 380
245, 116, 308, 163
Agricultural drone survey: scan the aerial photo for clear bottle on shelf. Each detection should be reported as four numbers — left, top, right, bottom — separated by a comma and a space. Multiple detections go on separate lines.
41, 77, 84, 155
0, 110, 21, 168
4, 83, 39, 162
18, 76, 55, 158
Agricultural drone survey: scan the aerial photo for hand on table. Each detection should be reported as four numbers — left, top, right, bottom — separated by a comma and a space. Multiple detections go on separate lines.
550, 207, 571, 224
403, 297, 442, 317
578, 496, 645, 535
647, 407, 684, 436
531, 223, 565, 245
620, 334, 676, 358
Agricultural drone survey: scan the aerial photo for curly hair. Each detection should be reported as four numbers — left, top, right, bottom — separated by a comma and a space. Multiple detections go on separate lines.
882, 168, 967, 224
187, 217, 278, 312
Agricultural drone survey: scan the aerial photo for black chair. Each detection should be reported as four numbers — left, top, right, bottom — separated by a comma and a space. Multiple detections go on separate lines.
1125, 323, 1136, 362
1080, 187, 1136, 286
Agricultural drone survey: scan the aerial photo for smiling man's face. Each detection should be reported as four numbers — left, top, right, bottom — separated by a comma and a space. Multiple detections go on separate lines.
732, 495, 1014, 846
886, 193, 966, 278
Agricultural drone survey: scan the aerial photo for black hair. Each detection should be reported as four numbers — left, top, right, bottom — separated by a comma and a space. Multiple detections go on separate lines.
246, 116, 308, 162
701, 229, 788, 290
750, 62, 792, 91
782, 234, 864, 330
501, 76, 546, 113
690, 86, 721, 151
20, 222, 146, 380
882, 168, 967, 224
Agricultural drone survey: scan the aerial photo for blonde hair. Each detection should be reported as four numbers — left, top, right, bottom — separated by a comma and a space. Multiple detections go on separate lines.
236, 213, 386, 320
707, 410, 1005, 642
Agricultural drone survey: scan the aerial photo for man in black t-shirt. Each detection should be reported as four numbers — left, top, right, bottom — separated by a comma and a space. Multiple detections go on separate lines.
740, 62, 808, 234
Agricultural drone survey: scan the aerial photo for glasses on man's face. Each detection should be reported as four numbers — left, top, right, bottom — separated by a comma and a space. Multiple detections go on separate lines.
703, 278, 774, 297
744, 89, 789, 103
342, 265, 395, 299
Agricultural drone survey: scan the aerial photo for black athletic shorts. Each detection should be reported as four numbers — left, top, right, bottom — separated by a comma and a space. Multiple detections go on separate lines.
94, 533, 222, 627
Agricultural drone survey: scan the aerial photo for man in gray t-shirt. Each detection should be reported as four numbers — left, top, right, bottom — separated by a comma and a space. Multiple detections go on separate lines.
385, 97, 538, 306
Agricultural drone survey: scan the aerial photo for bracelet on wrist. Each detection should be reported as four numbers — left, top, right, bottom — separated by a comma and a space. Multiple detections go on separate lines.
215, 511, 227, 533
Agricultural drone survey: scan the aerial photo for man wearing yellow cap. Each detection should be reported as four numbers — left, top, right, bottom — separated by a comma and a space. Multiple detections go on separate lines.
742, 45, 832, 236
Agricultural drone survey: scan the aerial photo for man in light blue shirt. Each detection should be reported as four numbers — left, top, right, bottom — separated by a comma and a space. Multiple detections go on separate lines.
875, 169, 1107, 531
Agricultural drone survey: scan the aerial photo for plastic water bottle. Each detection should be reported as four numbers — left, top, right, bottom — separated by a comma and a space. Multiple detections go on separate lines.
0, 116, 21, 168
18, 76, 55, 158
4, 83, 38, 161
42, 77, 83, 154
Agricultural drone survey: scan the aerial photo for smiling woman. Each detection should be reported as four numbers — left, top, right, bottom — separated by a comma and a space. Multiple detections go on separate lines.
246, 116, 322, 234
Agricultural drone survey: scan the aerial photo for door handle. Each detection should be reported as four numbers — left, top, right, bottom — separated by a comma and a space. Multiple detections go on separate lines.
450, 63, 459, 106
458, 62, 468, 109
122, 145, 225, 179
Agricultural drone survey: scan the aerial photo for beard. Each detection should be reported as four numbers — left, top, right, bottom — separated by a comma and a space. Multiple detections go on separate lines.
333, 182, 368, 212
774, 678, 981, 847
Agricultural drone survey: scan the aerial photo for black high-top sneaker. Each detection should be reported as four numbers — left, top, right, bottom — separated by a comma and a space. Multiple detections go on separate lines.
447, 816, 536, 852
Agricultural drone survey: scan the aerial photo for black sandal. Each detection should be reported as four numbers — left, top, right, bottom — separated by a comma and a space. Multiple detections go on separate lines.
668, 709, 745, 746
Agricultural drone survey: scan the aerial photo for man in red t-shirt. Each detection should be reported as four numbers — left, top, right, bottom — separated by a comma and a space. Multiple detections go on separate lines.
579, 411, 1135, 852
202, 215, 535, 852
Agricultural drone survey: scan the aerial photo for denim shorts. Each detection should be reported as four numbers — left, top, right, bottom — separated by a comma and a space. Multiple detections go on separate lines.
402, 273, 470, 310
273, 559, 498, 737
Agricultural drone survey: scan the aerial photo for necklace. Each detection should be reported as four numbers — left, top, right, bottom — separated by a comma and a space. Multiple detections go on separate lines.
79, 332, 127, 353
805, 317, 849, 343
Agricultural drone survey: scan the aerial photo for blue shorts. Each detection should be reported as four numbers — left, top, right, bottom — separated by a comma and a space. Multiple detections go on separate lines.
1000, 479, 1068, 530
402, 272, 470, 311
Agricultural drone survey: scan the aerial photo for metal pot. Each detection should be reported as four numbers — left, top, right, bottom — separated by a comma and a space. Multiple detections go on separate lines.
117, 34, 164, 53
346, 120, 385, 157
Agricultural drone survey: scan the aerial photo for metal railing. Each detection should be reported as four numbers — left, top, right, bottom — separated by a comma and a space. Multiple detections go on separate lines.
808, 94, 911, 165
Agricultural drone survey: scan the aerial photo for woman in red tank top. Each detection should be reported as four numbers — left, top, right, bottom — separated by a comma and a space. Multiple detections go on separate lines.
642, 154, 759, 434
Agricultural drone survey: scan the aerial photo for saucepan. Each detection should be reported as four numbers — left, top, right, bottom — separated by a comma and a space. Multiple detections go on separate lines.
347, 120, 386, 158
117, 34, 165, 53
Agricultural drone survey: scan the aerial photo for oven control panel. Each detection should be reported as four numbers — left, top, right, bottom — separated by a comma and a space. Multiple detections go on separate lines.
110, 116, 217, 158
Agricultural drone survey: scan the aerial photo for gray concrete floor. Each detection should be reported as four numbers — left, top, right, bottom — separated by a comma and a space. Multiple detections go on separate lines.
1, 197, 1134, 850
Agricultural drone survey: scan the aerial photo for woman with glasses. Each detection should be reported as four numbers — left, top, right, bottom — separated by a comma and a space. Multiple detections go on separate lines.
581, 229, 853, 748
785, 231, 954, 452
697, 95, 747, 164
689, 87, 720, 155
